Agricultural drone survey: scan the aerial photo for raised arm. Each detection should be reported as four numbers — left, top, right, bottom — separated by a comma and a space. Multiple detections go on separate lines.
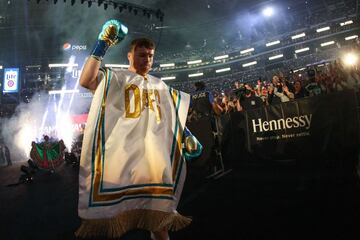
79, 57, 102, 91
79, 19, 128, 91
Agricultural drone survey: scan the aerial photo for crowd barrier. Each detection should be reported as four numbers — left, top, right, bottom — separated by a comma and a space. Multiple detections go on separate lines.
187, 90, 360, 179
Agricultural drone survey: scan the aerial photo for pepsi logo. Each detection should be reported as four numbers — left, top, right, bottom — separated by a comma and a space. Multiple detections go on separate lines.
63, 43, 71, 51
72, 45, 87, 50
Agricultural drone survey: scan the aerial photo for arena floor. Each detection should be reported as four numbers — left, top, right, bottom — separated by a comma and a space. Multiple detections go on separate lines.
0, 158, 360, 240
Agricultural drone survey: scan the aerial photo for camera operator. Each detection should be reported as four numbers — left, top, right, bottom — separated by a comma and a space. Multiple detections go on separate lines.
232, 81, 244, 111
234, 83, 263, 111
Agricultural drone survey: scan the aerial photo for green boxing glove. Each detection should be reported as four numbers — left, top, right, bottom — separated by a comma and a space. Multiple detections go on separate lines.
91, 19, 128, 61
183, 127, 203, 161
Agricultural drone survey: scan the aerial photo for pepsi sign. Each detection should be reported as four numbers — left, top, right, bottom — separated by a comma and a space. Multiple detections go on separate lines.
63, 42, 87, 51
63, 42, 71, 51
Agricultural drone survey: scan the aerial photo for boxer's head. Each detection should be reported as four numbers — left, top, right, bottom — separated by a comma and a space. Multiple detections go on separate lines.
128, 38, 155, 77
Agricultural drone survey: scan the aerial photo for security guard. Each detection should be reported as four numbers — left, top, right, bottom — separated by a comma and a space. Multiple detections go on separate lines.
189, 81, 221, 121
187, 81, 222, 177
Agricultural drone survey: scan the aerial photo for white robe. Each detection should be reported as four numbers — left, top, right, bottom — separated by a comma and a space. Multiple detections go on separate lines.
77, 68, 191, 237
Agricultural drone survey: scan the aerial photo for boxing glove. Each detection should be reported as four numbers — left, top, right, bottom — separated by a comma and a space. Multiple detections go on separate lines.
91, 19, 128, 61
183, 127, 203, 161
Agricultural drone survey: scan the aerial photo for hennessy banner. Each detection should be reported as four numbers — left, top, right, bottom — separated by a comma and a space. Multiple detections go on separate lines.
187, 90, 359, 165
240, 90, 360, 160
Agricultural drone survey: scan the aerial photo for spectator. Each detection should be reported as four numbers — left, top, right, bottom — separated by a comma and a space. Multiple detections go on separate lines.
293, 80, 306, 99
305, 68, 322, 96
239, 84, 263, 110
272, 75, 294, 102
267, 84, 282, 105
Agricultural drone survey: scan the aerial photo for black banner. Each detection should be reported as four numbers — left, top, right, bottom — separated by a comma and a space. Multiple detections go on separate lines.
242, 90, 359, 162
188, 90, 360, 168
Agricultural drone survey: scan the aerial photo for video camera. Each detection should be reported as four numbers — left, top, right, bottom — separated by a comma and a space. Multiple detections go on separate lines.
233, 85, 247, 100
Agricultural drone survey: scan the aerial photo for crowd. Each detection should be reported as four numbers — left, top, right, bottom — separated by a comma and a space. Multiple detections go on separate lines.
194, 59, 360, 114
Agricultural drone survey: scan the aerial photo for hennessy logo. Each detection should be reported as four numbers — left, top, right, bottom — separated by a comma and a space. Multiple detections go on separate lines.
252, 114, 313, 133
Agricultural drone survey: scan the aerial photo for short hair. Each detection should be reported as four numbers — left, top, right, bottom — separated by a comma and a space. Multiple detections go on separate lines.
194, 81, 206, 91
129, 38, 155, 52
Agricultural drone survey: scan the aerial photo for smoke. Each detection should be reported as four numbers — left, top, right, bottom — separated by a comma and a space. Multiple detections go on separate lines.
1, 92, 47, 162
43, 2, 107, 42
41, 2, 131, 63
0, 85, 91, 163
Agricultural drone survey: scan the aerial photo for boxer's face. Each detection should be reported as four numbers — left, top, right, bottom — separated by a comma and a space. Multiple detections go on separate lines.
128, 46, 154, 76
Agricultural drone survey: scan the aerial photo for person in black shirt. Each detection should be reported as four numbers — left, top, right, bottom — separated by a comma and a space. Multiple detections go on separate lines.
239, 84, 263, 111
189, 81, 221, 120
187, 81, 222, 177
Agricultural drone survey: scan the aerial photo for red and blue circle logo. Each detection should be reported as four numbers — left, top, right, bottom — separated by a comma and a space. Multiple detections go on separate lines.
63, 42, 71, 51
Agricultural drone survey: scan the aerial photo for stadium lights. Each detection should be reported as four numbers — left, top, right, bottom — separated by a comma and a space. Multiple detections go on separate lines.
291, 33, 306, 40
240, 48, 255, 54
266, 40, 280, 47
340, 20, 353, 26
188, 72, 203, 78
268, 54, 283, 60
295, 47, 310, 53
215, 67, 231, 73
345, 35, 358, 40
161, 76, 176, 81
242, 61, 257, 67
262, 7, 274, 17
104, 64, 129, 68
316, 26, 330, 33
48, 63, 78, 68
0, 65, 2, 70
320, 41, 335, 47
343, 53, 358, 66
159, 63, 175, 67
214, 55, 229, 60
293, 67, 306, 73
187, 60, 202, 65
48, 89, 80, 95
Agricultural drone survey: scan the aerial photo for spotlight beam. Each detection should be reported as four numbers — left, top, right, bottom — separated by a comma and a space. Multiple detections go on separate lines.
343, 52, 358, 66
262, 7, 274, 17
